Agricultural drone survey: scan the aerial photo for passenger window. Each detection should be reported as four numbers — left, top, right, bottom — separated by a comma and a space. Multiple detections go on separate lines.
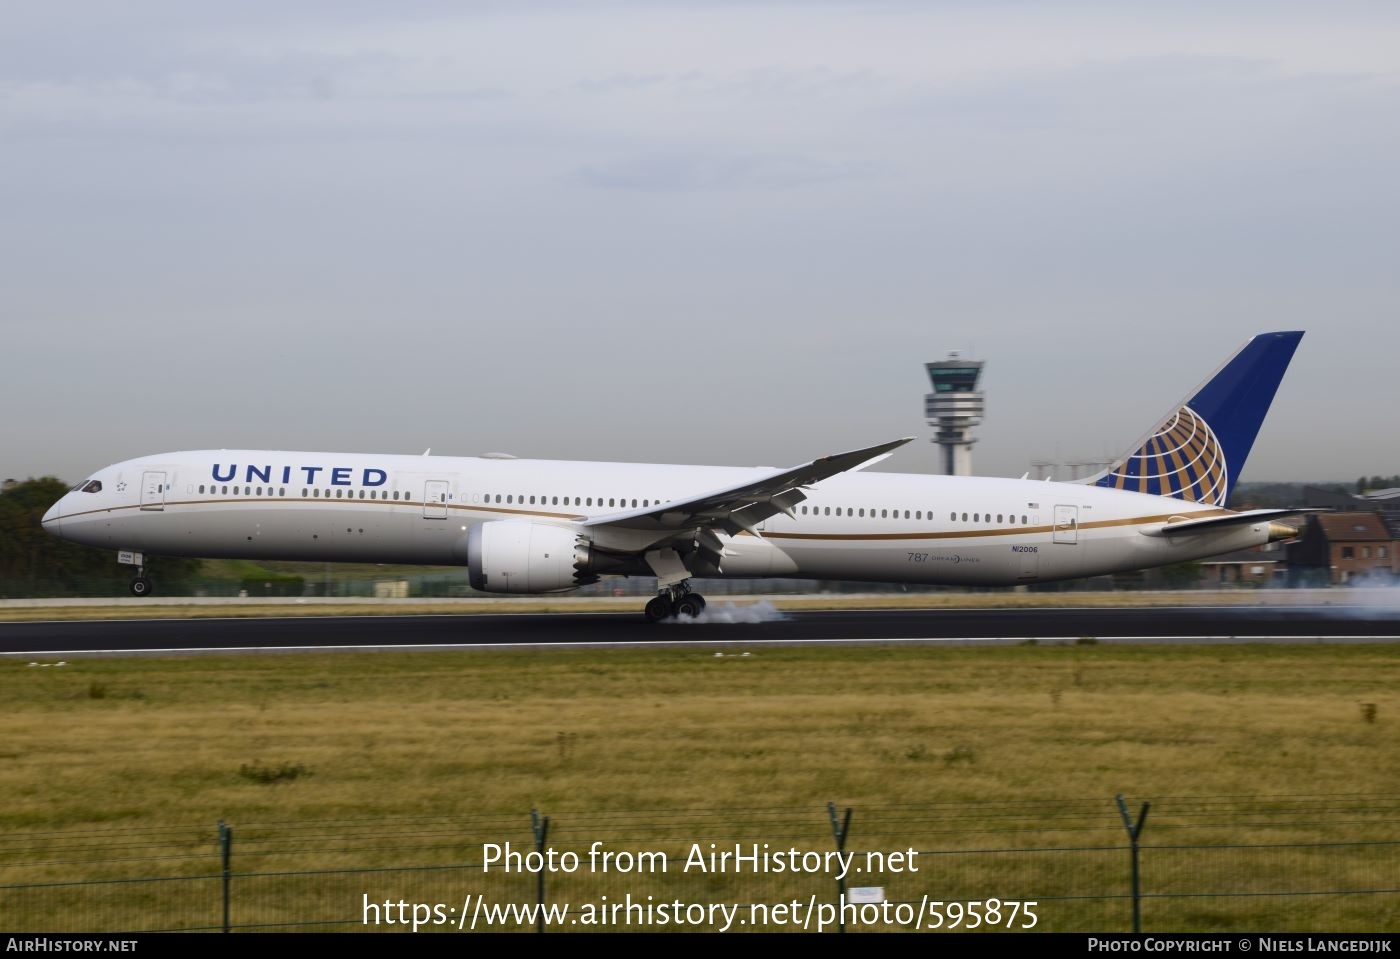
997, 514, 1003, 523
302, 489, 308, 497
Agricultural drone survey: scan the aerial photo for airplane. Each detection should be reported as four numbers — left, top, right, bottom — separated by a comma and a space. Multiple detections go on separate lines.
42, 331, 1308, 621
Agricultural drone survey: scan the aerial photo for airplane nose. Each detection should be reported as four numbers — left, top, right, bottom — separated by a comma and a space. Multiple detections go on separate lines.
41, 500, 64, 538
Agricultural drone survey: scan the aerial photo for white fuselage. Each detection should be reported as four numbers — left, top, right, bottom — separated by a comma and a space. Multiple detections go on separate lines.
43, 449, 1275, 588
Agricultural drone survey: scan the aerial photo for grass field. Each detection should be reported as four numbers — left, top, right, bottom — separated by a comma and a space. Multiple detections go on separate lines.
3, 641, 1397, 931
4, 642, 1396, 830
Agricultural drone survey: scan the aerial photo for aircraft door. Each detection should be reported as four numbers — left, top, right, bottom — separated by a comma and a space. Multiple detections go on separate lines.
140, 471, 167, 512
1053, 505, 1078, 545
423, 480, 449, 520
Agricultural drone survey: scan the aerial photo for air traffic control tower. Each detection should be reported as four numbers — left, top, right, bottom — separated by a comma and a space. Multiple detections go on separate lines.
924, 353, 985, 476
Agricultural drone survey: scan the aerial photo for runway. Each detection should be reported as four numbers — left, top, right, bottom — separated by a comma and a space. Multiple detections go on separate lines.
3, 604, 1399, 656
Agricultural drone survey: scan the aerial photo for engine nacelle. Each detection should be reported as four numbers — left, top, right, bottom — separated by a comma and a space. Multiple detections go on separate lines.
463, 521, 593, 594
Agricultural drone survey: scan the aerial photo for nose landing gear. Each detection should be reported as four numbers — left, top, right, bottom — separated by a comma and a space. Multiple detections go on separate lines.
117, 550, 153, 598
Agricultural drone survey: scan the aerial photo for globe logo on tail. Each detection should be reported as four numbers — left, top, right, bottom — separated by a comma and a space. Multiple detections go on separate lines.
1099, 406, 1228, 506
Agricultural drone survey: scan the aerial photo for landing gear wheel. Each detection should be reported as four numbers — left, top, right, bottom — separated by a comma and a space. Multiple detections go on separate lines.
130, 577, 153, 598
644, 595, 674, 622
675, 594, 707, 619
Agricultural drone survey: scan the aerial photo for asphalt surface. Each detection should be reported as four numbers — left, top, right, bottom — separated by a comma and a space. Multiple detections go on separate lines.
2, 605, 1399, 656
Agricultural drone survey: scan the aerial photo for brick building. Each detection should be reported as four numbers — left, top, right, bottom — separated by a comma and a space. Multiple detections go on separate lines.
1286, 512, 1397, 585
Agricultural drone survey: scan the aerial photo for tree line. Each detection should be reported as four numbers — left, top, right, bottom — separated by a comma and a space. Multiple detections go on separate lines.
0, 477, 200, 597
1358, 475, 1400, 494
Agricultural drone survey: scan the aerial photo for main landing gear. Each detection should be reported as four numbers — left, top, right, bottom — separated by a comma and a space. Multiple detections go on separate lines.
644, 582, 708, 622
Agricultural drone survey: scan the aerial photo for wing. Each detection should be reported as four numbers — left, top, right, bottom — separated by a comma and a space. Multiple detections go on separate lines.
580, 437, 913, 579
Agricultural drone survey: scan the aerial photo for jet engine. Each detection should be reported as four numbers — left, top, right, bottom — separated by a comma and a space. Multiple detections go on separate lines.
464, 520, 596, 593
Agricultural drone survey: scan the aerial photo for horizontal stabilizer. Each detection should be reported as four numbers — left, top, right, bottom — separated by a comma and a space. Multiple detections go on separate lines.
1143, 508, 1324, 537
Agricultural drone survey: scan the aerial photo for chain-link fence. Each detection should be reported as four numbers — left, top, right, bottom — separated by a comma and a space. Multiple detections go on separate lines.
2, 796, 1397, 932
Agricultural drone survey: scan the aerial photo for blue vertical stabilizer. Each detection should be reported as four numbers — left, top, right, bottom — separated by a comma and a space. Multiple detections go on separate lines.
1088, 331, 1303, 506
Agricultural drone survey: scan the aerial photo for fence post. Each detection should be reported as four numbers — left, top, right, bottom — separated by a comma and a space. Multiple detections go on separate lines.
218, 820, 232, 934
1115, 794, 1150, 934
531, 808, 550, 933
827, 802, 852, 933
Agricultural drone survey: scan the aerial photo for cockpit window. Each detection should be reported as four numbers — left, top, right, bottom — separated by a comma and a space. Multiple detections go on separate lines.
79, 480, 102, 493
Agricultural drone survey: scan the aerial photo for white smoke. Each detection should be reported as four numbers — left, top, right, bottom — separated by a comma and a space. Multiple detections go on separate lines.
668, 600, 790, 625
1313, 585, 1400, 619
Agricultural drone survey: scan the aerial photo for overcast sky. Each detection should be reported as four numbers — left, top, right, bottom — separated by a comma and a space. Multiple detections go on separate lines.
3, 2, 1397, 486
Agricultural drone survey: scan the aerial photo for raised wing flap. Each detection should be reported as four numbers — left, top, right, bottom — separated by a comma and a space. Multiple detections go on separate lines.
581, 437, 914, 537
